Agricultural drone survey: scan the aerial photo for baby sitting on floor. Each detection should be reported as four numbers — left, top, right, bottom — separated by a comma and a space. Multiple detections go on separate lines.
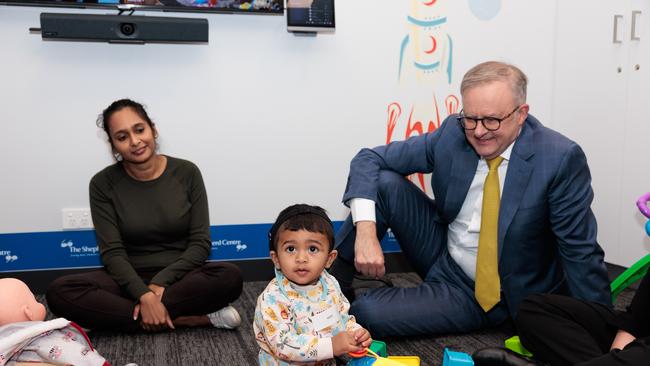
254, 204, 372, 365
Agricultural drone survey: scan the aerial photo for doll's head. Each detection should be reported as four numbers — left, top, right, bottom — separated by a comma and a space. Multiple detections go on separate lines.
0, 278, 47, 326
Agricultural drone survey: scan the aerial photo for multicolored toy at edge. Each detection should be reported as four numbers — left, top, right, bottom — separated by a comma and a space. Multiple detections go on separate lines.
346, 341, 477, 365
636, 192, 650, 236
347, 340, 420, 365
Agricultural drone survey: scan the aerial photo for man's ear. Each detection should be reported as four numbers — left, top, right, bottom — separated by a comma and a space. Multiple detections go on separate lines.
325, 249, 338, 269
517, 103, 530, 126
270, 251, 280, 269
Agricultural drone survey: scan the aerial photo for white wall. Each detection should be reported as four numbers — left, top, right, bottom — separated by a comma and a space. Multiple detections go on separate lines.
551, 1, 650, 267
12, 2, 632, 263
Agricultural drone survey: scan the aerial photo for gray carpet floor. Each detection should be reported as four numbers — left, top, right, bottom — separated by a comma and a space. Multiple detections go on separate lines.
39, 272, 635, 366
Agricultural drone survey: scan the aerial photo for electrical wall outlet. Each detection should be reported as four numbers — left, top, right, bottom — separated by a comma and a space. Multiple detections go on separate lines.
62, 208, 94, 230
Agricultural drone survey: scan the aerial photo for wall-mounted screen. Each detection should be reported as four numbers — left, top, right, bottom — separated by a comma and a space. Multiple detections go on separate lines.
1, 0, 284, 14
287, 0, 334, 32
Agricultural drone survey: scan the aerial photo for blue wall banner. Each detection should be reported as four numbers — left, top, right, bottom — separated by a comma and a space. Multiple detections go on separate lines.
0, 223, 400, 272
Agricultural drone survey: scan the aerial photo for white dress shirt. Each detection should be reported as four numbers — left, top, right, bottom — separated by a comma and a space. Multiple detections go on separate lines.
350, 143, 515, 281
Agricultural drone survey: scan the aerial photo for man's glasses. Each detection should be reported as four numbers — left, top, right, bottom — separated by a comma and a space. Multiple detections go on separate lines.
457, 105, 521, 131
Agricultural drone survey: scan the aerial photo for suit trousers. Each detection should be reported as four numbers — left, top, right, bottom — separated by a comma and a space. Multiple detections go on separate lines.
517, 294, 649, 366
46, 262, 243, 332
333, 170, 509, 337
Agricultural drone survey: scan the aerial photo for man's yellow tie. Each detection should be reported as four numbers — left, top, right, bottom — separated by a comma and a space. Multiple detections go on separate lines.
475, 156, 504, 312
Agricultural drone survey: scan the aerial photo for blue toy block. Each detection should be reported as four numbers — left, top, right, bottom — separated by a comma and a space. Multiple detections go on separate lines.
346, 356, 376, 366
442, 348, 474, 366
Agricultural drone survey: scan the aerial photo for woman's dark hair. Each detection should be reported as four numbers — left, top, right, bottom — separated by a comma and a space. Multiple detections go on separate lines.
96, 99, 154, 141
268, 204, 335, 252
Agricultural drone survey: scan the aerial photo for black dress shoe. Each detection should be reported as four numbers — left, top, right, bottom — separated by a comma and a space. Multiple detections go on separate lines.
344, 275, 394, 302
472, 347, 548, 366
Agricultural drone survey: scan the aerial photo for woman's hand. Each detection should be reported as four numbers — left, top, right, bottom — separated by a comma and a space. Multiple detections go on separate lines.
148, 283, 165, 297
135, 290, 174, 331
610, 329, 636, 350
132, 284, 167, 325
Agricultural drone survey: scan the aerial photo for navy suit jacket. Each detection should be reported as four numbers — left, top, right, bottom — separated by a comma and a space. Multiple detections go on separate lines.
343, 114, 612, 316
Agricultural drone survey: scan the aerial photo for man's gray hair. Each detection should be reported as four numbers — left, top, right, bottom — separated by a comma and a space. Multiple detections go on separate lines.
460, 61, 528, 105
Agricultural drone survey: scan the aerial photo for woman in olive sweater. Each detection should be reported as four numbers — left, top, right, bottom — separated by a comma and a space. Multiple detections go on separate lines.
46, 99, 243, 332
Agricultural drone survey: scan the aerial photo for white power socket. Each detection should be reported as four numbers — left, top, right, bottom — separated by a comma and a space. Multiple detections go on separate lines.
62, 208, 94, 230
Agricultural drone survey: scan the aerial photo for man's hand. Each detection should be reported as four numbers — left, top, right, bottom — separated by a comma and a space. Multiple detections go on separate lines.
610, 329, 636, 350
332, 331, 365, 356
354, 221, 385, 278
136, 291, 175, 332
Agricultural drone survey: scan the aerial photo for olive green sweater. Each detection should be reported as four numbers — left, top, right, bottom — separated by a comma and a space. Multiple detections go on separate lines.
89, 156, 211, 300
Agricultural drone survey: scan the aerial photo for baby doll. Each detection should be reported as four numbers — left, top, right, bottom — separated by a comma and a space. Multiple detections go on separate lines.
0, 278, 109, 366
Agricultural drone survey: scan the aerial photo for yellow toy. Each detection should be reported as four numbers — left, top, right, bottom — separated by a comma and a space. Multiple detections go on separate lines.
348, 348, 420, 366
366, 349, 420, 366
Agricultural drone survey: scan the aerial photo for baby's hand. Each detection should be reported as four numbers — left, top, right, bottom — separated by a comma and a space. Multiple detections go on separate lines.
353, 327, 372, 348
332, 331, 364, 356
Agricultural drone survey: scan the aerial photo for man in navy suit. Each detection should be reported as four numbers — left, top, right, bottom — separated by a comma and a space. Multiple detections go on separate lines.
331, 61, 611, 337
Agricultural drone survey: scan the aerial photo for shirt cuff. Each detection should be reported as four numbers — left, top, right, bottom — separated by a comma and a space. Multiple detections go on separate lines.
317, 337, 334, 360
350, 198, 376, 224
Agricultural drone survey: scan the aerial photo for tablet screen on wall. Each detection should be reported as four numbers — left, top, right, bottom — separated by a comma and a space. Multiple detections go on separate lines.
287, 0, 335, 32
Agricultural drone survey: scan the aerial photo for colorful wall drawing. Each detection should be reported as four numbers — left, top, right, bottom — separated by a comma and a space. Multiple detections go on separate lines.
388, 0, 459, 195
398, 0, 453, 84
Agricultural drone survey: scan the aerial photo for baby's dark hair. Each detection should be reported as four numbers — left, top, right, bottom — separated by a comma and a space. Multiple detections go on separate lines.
268, 204, 335, 252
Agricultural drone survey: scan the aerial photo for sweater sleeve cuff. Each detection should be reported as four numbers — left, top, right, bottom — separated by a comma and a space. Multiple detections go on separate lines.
128, 281, 152, 300
150, 272, 174, 288
316, 337, 334, 361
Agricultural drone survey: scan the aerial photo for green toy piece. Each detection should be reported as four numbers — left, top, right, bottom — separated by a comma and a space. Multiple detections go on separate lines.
369, 340, 387, 358
504, 336, 532, 357
610, 253, 650, 301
